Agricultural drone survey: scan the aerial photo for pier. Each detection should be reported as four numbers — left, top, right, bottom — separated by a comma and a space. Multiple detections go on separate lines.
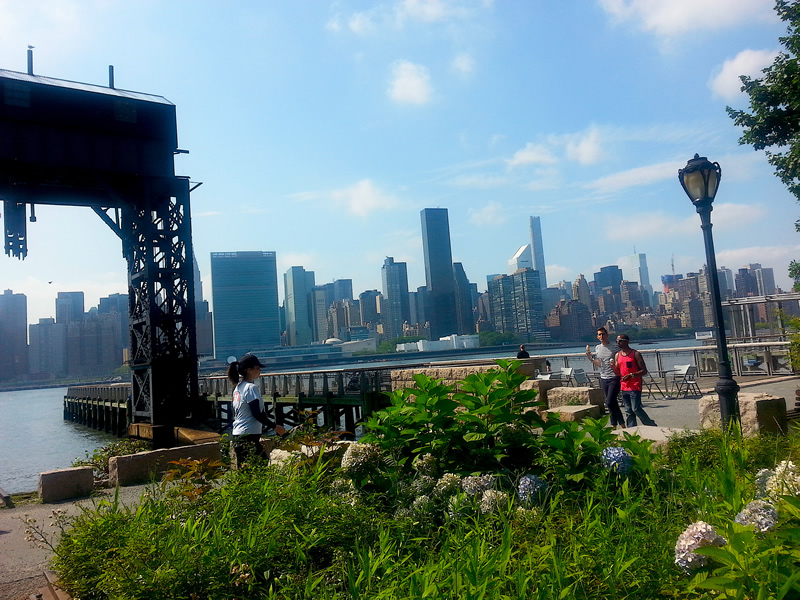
62, 340, 796, 437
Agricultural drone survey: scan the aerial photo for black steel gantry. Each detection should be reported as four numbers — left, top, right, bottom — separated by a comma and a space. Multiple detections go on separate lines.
0, 64, 199, 425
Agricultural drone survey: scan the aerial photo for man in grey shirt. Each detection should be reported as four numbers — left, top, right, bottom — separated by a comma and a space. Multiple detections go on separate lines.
585, 327, 624, 427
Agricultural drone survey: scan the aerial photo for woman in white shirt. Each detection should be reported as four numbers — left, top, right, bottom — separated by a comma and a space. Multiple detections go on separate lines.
228, 354, 285, 464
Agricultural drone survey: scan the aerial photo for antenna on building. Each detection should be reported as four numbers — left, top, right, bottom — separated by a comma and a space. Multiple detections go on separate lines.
27, 45, 34, 75
671, 254, 675, 278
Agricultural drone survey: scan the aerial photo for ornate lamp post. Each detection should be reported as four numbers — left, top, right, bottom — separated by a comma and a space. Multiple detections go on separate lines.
678, 154, 739, 427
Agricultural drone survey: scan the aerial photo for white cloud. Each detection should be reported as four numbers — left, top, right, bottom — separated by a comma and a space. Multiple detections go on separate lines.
448, 174, 509, 188
598, 0, 775, 37
278, 253, 317, 272
506, 143, 558, 169
324, 16, 342, 32
602, 202, 765, 240
388, 60, 433, 105
546, 264, 573, 282
331, 179, 399, 217
348, 11, 376, 34
564, 126, 605, 165
395, 0, 469, 24
468, 201, 506, 225
709, 49, 779, 101
451, 52, 475, 77
716, 244, 800, 274
585, 160, 678, 194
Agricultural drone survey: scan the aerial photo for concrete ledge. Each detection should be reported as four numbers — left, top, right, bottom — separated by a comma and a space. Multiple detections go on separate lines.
109, 441, 221, 486
613, 425, 693, 447
545, 386, 604, 409
38, 466, 94, 503
0, 486, 13, 508
544, 404, 602, 422
174, 427, 220, 445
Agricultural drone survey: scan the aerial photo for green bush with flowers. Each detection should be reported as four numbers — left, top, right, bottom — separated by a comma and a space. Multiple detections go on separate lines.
36, 360, 800, 599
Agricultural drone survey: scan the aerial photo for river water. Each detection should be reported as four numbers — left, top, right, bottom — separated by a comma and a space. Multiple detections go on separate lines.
0, 339, 701, 494
0, 387, 119, 494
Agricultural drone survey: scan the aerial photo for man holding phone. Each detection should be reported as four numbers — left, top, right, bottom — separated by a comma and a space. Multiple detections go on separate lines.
614, 334, 657, 428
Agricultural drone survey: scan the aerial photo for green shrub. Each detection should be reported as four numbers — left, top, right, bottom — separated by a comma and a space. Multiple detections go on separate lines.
72, 439, 152, 479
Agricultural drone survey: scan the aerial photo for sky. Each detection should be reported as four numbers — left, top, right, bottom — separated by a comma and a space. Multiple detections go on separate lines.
2, 0, 799, 326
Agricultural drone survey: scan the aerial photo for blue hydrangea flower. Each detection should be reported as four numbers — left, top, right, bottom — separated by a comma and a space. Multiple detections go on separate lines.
601, 446, 632, 475
517, 474, 547, 503
735, 500, 778, 533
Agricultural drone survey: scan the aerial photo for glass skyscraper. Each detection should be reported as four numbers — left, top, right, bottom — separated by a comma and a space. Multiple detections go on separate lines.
420, 208, 458, 340
381, 257, 410, 340
210, 251, 280, 359
284, 266, 316, 346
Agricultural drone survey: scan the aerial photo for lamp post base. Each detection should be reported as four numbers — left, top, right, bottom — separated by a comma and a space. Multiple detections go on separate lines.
715, 377, 740, 427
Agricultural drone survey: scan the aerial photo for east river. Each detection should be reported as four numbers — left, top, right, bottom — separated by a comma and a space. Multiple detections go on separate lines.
0, 339, 700, 494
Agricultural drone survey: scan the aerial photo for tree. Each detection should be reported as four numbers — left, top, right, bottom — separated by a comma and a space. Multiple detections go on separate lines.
727, 1, 800, 230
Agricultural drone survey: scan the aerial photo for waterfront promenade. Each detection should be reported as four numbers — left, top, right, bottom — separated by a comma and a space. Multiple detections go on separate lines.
1, 374, 797, 600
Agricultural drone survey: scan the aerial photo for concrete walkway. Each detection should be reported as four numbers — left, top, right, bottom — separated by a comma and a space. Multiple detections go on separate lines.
615, 374, 799, 442
0, 484, 151, 600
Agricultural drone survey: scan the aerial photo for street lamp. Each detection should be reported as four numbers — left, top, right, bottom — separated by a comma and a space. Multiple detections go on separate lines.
678, 154, 739, 428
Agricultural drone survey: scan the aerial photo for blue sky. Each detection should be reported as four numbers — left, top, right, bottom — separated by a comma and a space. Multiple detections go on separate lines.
2, 0, 798, 326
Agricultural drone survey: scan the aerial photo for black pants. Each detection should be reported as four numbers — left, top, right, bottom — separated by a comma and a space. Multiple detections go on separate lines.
601, 377, 625, 427
233, 434, 268, 465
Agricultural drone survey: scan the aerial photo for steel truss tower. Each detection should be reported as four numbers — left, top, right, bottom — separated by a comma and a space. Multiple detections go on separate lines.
0, 65, 198, 425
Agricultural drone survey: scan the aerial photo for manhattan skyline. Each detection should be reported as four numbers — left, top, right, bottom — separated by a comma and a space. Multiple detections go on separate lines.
1, 1, 798, 325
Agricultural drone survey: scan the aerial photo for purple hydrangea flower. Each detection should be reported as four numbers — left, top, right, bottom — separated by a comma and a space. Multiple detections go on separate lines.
735, 500, 778, 533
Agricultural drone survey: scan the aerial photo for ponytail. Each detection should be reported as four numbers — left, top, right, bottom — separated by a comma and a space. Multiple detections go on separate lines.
227, 361, 240, 385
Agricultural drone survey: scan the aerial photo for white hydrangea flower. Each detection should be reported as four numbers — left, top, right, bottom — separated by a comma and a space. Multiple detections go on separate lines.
514, 506, 543, 523
765, 460, 800, 502
479, 489, 506, 515
674, 521, 727, 573
340, 443, 383, 479
412, 475, 436, 496
412, 453, 438, 476
754, 468, 773, 499
433, 473, 461, 498
411, 494, 433, 515
462, 474, 495, 496
735, 500, 778, 533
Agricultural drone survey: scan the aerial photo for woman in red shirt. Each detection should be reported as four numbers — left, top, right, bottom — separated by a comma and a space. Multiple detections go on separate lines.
615, 334, 657, 428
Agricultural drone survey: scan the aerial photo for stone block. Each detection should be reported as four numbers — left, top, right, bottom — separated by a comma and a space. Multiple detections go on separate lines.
39, 466, 94, 503
545, 387, 604, 409
174, 427, 221, 445
0, 486, 14, 508
544, 404, 602, 422
109, 441, 222, 486
515, 358, 548, 378
699, 392, 787, 436
519, 379, 562, 405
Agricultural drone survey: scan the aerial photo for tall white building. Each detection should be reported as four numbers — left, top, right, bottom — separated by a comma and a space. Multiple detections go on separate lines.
508, 244, 533, 274
529, 216, 548, 289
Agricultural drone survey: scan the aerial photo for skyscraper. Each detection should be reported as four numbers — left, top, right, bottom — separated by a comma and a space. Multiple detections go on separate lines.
333, 279, 353, 302
487, 269, 545, 341
529, 216, 548, 289
284, 266, 316, 346
594, 265, 623, 297
381, 257, 410, 340
421, 208, 458, 339
453, 262, 475, 335
0, 289, 28, 380
508, 244, 533, 274
210, 251, 280, 358
55, 291, 84, 324
630, 253, 654, 307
